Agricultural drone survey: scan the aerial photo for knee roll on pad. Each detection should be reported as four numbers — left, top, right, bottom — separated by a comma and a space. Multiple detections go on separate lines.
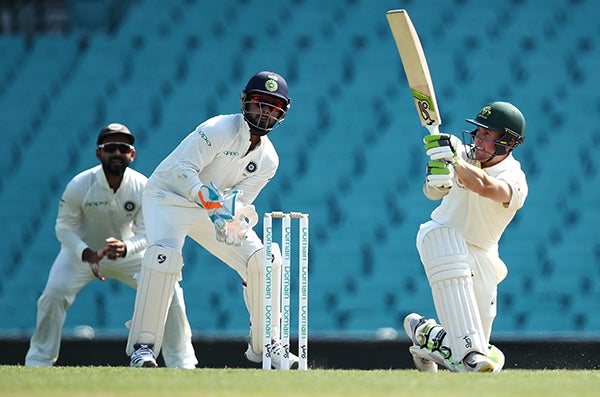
244, 243, 282, 354
126, 245, 183, 356
419, 226, 487, 362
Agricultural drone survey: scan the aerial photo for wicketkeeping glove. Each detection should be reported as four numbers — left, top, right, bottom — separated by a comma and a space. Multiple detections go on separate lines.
195, 183, 241, 243
424, 133, 461, 163
222, 204, 258, 246
426, 160, 453, 189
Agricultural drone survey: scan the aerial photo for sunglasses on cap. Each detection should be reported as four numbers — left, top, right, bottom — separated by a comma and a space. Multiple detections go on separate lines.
98, 142, 135, 154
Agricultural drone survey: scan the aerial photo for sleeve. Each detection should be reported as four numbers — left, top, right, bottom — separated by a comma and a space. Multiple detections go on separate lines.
159, 128, 219, 202
124, 209, 147, 257
55, 178, 89, 260
502, 173, 528, 211
423, 181, 450, 201
124, 177, 148, 257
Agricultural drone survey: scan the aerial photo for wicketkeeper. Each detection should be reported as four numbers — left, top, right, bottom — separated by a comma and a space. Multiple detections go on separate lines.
126, 71, 299, 369
404, 102, 528, 373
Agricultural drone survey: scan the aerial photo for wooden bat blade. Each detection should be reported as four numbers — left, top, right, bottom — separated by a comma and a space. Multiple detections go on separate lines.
386, 9, 441, 134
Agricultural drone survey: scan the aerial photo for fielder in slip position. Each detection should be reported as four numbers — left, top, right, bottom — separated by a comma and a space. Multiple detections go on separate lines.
404, 102, 528, 373
25, 123, 197, 368
126, 71, 299, 369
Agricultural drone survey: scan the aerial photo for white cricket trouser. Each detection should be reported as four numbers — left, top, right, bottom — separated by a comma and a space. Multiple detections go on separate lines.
417, 220, 507, 343
25, 246, 197, 368
142, 189, 263, 279
137, 188, 264, 345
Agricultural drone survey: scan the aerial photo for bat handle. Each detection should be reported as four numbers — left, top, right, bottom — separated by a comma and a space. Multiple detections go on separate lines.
426, 125, 440, 135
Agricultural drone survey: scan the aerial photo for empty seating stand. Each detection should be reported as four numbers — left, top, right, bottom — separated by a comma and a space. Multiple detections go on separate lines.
1, 0, 600, 339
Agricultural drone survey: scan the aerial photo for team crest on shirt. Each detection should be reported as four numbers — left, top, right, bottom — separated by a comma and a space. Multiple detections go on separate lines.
124, 201, 135, 211
246, 161, 257, 173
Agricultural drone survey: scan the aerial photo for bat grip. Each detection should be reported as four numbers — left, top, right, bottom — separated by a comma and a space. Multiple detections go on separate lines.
426, 125, 440, 135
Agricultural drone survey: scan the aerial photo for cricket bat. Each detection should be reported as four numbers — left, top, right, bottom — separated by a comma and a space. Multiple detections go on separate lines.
386, 9, 441, 135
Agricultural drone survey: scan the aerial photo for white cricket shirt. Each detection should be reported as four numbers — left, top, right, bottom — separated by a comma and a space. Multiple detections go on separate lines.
431, 153, 528, 250
55, 165, 148, 259
148, 114, 278, 205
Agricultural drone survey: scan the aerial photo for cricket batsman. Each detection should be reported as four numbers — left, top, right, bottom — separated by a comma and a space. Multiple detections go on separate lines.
404, 102, 528, 373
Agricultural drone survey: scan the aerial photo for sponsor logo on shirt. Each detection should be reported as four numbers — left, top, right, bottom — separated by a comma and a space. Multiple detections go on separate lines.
197, 129, 212, 146
84, 201, 109, 207
124, 201, 135, 211
223, 151, 239, 156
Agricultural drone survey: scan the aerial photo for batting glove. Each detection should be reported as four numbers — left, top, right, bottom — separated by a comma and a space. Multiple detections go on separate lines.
426, 160, 453, 189
424, 133, 461, 164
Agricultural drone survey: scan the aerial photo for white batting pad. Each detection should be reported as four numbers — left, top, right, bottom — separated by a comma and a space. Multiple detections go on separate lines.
244, 244, 281, 355
126, 245, 183, 356
418, 226, 487, 362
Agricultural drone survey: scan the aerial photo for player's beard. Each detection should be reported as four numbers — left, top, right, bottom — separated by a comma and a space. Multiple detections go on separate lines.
102, 156, 131, 176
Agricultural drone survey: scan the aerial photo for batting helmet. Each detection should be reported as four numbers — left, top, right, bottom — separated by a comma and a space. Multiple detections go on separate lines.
241, 71, 291, 134
467, 102, 526, 143
242, 71, 291, 107
465, 101, 526, 156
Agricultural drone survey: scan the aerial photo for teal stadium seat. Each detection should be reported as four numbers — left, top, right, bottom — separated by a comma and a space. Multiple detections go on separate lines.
4, 0, 600, 338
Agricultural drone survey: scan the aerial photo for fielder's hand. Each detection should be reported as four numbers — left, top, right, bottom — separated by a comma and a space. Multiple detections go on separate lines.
426, 160, 453, 189
424, 133, 460, 163
103, 236, 127, 260
82, 247, 106, 281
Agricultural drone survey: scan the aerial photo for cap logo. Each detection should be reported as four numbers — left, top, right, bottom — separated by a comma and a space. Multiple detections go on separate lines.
478, 105, 492, 119
265, 77, 278, 92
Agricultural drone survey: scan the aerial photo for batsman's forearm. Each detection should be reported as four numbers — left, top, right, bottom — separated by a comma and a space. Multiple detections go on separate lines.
56, 226, 89, 260
453, 159, 512, 203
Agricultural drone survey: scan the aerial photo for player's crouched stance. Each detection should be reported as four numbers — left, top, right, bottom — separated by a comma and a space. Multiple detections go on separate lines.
126, 71, 299, 369
403, 102, 527, 373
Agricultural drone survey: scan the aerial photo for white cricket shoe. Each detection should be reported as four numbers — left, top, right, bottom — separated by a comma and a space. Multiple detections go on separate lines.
130, 344, 158, 368
403, 313, 438, 372
245, 341, 299, 370
462, 351, 500, 373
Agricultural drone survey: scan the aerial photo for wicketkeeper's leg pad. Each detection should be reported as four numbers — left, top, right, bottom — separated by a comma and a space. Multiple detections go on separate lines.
418, 226, 488, 362
244, 244, 282, 354
126, 245, 183, 356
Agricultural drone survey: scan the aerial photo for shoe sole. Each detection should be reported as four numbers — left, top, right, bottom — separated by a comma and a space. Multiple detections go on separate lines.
408, 346, 438, 372
131, 359, 158, 368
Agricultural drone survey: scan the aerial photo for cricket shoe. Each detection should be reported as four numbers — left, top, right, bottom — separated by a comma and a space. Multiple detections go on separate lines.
462, 352, 496, 373
461, 346, 504, 373
403, 313, 438, 372
130, 344, 158, 368
404, 313, 462, 372
245, 340, 299, 370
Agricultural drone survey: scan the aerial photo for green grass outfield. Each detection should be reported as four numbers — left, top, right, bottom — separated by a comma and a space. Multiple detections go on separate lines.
1, 367, 599, 397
